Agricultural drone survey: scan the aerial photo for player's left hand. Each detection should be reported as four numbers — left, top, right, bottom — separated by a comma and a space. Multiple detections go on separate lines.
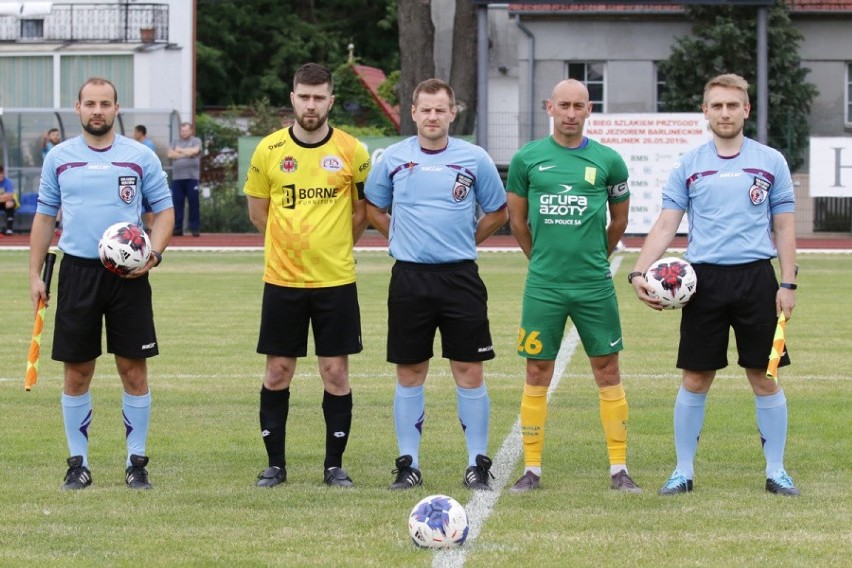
631, 277, 664, 311
123, 257, 156, 279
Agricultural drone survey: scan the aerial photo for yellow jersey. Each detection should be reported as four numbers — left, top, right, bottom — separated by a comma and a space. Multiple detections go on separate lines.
244, 126, 370, 288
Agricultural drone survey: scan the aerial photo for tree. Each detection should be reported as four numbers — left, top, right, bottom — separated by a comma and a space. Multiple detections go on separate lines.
659, 1, 817, 170
397, 0, 435, 135
196, 0, 398, 108
448, 0, 477, 135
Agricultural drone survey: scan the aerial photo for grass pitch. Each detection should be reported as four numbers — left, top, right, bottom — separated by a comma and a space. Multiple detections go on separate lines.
0, 249, 849, 567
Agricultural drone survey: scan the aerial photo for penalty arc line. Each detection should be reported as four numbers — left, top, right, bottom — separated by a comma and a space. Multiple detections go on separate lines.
433, 257, 624, 567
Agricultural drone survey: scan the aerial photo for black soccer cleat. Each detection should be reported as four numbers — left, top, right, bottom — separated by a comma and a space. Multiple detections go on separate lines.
125, 454, 153, 489
62, 455, 92, 490
463, 454, 494, 491
389, 455, 423, 490
256, 466, 287, 488
324, 466, 354, 488
765, 469, 800, 496
658, 470, 693, 496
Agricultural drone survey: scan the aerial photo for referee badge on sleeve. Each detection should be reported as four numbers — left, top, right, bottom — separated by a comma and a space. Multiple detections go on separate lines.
453, 172, 473, 202
118, 176, 138, 204
749, 177, 770, 205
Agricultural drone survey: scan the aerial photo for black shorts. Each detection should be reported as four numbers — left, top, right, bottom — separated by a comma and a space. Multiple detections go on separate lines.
52, 254, 158, 362
387, 260, 495, 364
677, 259, 790, 371
257, 282, 362, 357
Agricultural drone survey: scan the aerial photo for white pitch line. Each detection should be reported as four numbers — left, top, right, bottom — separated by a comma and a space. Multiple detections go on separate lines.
433, 257, 623, 567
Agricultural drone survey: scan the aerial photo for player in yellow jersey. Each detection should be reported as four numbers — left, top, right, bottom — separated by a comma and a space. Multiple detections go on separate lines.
244, 63, 370, 488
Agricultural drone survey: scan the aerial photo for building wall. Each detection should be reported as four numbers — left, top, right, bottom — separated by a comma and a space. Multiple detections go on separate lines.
0, 0, 193, 120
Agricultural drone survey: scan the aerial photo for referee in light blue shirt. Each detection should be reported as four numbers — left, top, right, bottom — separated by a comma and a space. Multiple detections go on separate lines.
629, 73, 799, 497
365, 78, 507, 492
30, 77, 174, 492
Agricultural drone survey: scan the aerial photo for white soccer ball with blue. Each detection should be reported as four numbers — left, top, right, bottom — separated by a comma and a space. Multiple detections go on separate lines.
645, 256, 697, 310
98, 222, 151, 275
408, 494, 469, 549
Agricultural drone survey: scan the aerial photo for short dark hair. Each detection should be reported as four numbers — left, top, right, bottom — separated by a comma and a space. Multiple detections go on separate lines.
293, 63, 333, 91
78, 77, 118, 103
412, 78, 455, 107
0, 165, 4, 173
135, 125, 147, 136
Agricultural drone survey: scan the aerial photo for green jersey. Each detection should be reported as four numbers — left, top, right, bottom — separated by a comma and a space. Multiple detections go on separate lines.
507, 136, 629, 289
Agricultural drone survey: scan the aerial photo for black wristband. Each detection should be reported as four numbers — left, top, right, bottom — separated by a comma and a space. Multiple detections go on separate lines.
779, 282, 797, 290
151, 251, 163, 267
627, 271, 644, 284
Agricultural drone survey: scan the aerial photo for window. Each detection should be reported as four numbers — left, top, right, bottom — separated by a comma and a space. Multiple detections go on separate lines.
0, 57, 53, 107
20, 19, 44, 40
656, 64, 668, 113
566, 62, 604, 111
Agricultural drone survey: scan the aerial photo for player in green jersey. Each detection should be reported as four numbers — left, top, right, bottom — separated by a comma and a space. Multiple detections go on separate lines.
506, 79, 640, 494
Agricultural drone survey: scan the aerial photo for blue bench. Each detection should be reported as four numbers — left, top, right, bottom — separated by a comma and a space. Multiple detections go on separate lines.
14, 193, 38, 233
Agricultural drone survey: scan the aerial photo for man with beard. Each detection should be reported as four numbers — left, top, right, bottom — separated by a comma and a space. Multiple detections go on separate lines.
29, 77, 174, 490
630, 73, 799, 496
244, 62, 370, 488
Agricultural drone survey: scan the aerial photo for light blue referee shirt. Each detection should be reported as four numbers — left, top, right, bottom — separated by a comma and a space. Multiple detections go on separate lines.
364, 136, 506, 264
37, 134, 173, 259
663, 137, 795, 265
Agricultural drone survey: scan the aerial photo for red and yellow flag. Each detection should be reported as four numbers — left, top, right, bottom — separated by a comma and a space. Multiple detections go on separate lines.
766, 314, 787, 382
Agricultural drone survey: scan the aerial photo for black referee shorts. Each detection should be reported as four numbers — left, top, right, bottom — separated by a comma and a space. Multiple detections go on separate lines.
677, 259, 790, 371
387, 260, 495, 364
52, 254, 158, 363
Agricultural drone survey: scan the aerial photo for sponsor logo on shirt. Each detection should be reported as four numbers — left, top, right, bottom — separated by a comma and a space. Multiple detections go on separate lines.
321, 155, 343, 172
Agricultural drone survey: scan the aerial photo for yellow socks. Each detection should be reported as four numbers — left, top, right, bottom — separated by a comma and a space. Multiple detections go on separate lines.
520, 384, 549, 468
599, 383, 629, 466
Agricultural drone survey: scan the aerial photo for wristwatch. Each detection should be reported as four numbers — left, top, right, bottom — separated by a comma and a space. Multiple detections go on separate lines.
627, 271, 644, 284
151, 251, 163, 266
779, 282, 797, 290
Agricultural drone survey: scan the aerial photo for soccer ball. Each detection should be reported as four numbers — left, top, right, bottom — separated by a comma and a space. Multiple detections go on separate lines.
408, 494, 469, 549
98, 222, 151, 275
645, 256, 697, 310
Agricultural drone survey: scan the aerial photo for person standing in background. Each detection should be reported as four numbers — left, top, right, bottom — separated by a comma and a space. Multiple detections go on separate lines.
134, 125, 158, 231
167, 122, 202, 237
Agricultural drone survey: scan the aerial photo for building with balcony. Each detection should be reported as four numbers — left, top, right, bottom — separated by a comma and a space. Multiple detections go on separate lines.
0, 0, 194, 217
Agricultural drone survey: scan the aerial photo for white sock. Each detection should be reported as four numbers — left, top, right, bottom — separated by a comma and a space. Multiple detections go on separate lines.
610, 464, 627, 476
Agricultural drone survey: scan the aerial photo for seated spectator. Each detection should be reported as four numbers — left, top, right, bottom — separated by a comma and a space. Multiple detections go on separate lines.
134, 124, 158, 154
0, 165, 17, 235
41, 128, 61, 160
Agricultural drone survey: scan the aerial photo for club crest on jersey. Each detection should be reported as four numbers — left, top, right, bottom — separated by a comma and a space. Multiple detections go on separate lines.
453, 172, 473, 202
749, 177, 770, 205
280, 156, 298, 173
118, 176, 138, 204
584, 167, 597, 185
321, 155, 343, 172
